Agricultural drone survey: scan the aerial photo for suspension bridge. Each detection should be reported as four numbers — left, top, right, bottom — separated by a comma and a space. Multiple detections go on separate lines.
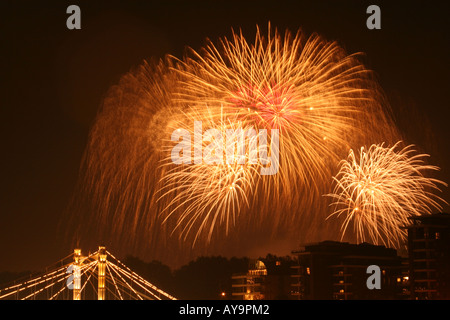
0, 246, 177, 300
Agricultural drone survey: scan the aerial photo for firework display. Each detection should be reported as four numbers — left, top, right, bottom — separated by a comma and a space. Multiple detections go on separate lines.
327, 142, 447, 247
69, 24, 444, 260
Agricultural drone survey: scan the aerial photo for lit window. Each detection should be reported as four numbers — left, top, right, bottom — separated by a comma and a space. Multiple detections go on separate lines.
306, 267, 310, 275
339, 289, 344, 293
276, 261, 281, 266
435, 232, 440, 239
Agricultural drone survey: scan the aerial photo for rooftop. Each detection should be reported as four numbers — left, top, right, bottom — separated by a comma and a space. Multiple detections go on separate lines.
292, 240, 398, 257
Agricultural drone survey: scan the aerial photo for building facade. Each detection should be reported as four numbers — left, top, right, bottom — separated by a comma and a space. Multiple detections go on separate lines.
291, 241, 407, 300
406, 213, 450, 299
231, 257, 294, 300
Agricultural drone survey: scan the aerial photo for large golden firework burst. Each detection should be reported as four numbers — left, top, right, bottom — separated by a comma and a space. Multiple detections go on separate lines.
164, 24, 399, 237
70, 24, 404, 259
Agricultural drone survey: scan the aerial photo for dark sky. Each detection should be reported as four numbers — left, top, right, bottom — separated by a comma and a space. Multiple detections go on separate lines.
1, 0, 449, 272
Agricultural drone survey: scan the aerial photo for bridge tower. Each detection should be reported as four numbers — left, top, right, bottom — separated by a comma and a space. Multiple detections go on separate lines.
73, 249, 82, 300
97, 246, 107, 300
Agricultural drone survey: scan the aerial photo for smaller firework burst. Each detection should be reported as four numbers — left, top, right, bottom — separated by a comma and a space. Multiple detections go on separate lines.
327, 141, 447, 247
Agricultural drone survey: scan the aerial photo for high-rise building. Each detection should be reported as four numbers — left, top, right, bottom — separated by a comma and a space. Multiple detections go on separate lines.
291, 241, 407, 300
405, 212, 450, 299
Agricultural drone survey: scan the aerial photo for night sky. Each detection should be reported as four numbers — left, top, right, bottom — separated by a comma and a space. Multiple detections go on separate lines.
1, 0, 449, 272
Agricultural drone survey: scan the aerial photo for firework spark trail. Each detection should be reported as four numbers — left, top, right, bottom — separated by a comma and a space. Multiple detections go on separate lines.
68, 24, 403, 259
69, 60, 183, 243
327, 142, 448, 248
